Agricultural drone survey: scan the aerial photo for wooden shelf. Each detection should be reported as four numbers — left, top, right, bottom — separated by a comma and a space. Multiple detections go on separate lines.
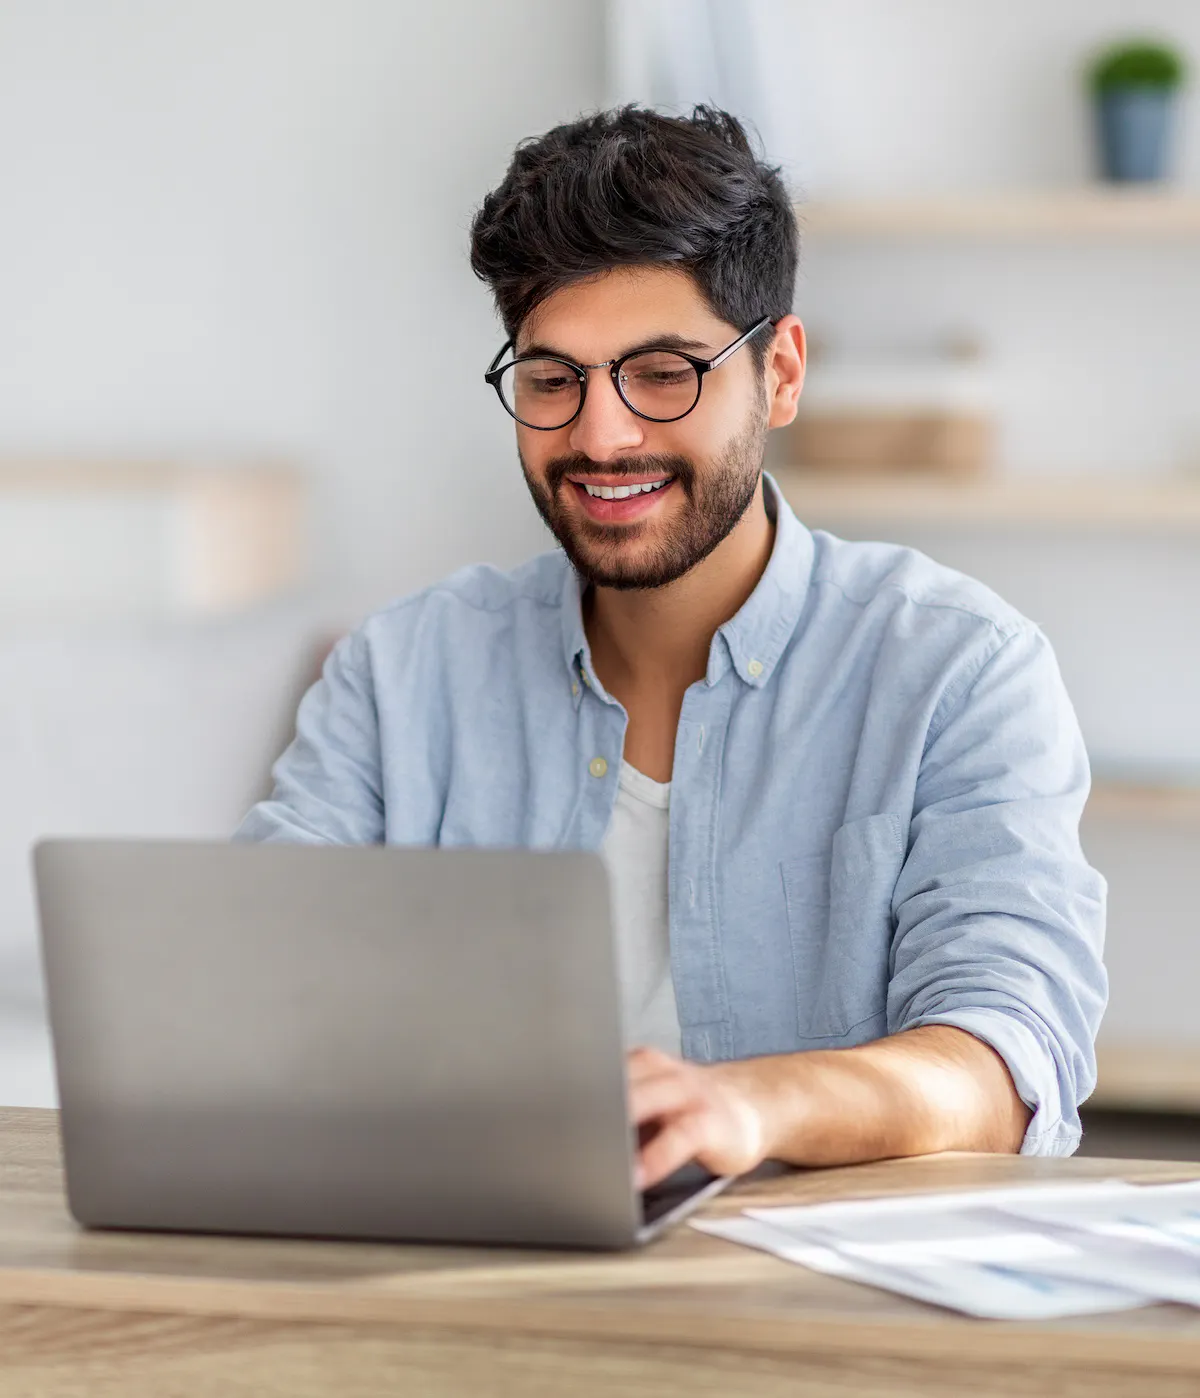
1092, 1040, 1200, 1113
1087, 782, 1200, 824
799, 189, 1200, 240
773, 468, 1200, 532
0, 459, 307, 618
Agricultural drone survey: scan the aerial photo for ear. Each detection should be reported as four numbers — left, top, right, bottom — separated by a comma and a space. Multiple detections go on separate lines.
764, 315, 806, 429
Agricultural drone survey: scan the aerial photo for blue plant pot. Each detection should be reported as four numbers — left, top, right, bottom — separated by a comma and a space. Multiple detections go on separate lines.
1096, 88, 1176, 182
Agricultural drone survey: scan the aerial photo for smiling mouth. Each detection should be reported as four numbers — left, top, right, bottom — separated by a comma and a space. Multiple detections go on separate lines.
576, 477, 673, 500
562, 473, 680, 524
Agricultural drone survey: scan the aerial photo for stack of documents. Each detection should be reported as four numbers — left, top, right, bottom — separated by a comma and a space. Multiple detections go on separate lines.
693, 1179, 1200, 1319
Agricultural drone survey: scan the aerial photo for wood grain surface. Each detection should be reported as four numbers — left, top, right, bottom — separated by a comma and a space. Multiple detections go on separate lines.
3, 1106, 1200, 1396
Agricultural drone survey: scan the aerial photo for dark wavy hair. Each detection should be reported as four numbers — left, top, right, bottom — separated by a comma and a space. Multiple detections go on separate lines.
470, 105, 797, 368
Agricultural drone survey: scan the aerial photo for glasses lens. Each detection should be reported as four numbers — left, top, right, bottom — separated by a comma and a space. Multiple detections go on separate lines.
499, 359, 582, 429
618, 352, 700, 421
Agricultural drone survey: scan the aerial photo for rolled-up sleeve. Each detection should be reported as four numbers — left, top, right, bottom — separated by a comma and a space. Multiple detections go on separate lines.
234, 629, 385, 846
887, 624, 1107, 1156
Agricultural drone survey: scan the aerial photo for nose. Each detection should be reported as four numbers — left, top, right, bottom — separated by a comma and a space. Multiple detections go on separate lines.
567, 368, 646, 462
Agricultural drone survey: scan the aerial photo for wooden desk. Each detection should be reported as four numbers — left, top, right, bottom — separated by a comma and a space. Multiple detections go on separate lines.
3, 1108, 1200, 1396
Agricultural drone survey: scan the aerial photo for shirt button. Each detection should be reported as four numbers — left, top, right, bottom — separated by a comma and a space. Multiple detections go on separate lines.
571, 682, 580, 697
589, 757, 608, 779
748, 659, 764, 678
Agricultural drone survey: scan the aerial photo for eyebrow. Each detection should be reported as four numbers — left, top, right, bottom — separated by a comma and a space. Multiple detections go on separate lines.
516, 332, 714, 361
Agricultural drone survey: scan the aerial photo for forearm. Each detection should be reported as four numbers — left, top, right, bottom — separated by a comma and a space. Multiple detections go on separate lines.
722, 1025, 1032, 1167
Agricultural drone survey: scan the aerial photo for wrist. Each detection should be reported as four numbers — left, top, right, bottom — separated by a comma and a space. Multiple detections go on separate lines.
717, 1048, 889, 1168
709, 1054, 813, 1164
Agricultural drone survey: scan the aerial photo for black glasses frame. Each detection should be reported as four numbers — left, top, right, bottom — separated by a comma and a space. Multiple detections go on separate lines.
483, 315, 775, 430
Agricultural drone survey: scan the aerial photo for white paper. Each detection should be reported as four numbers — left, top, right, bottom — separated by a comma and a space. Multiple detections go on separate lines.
985, 1179, 1200, 1305
997, 1179, 1200, 1254
692, 1182, 1153, 1320
690, 1214, 1057, 1316
692, 1211, 1147, 1320
743, 1180, 1138, 1227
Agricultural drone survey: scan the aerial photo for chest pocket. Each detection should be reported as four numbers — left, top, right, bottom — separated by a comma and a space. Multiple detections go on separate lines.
780, 813, 905, 1042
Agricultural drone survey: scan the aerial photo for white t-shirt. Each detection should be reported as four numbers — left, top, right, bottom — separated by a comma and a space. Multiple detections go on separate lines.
600, 760, 682, 1056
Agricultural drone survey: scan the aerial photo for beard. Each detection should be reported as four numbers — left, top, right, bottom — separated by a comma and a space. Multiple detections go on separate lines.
519, 410, 768, 591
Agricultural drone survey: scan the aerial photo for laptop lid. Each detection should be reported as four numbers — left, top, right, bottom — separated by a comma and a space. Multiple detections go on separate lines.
35, 839, 645, 1248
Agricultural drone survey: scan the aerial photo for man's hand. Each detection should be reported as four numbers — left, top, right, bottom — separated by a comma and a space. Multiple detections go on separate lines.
627, 1027, 1031, 1189
627, 1047, 777, 1189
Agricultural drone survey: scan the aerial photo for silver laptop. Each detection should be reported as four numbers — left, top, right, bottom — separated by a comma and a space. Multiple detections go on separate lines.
33, 839, 729, 1248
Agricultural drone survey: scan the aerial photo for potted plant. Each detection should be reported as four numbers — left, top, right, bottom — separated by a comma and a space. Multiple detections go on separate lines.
1089, 39, 1188, 182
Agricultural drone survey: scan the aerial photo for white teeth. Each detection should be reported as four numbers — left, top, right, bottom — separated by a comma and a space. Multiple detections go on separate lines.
581, 478, 670, 499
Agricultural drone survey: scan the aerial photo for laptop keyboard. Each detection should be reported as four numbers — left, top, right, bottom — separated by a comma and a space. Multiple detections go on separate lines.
640, 1162, 719, 1227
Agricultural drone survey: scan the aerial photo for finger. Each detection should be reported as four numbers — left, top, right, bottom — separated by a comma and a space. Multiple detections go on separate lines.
637, 1113, 710, 1190
627, 1070, 703, 1129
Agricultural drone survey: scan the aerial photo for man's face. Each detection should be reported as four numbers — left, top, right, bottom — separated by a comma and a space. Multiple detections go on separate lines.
513, 267, 769, 591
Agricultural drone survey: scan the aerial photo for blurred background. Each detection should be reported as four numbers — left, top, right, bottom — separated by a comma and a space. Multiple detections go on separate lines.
2, 1, 1199, 1157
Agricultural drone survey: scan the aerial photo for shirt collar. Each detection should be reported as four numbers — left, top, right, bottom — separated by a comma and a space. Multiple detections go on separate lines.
559, 471, 814, 696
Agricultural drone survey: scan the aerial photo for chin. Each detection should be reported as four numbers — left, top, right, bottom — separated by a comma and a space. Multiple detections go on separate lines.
568, 540, 694, 592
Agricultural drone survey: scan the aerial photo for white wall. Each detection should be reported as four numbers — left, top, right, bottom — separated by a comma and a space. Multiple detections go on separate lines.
0, 0, 603, 615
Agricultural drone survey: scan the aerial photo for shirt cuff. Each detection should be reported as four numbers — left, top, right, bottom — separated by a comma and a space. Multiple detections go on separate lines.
905, 1009, 1082, 1158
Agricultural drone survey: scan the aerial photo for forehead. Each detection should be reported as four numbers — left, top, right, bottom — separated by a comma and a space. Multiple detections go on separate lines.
517, 266, 732, 358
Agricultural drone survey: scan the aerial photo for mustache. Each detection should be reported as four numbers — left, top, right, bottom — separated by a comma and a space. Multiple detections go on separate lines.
544, 453, 696, 497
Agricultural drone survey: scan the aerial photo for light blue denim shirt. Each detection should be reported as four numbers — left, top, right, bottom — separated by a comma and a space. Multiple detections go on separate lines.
237, 474, 1107, 1156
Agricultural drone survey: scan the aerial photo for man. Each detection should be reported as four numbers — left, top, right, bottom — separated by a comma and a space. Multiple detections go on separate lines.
237, 106, 1106, 1189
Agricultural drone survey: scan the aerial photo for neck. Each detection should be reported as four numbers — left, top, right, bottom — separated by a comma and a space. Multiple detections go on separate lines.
584, 476, 775, 692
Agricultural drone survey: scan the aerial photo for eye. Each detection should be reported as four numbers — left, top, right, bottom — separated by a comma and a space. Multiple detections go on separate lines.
629, 367, 693, 387
621, 352, 696, 390
530, 373, 575, 394
512, 359, 580, 396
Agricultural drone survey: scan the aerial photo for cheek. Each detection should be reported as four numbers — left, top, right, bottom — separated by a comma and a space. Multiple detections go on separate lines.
650, 411, 725, 466
630, 416, 708, 458
700, 366, 756, 419
517, 425, 571, 474
515, 434, 549, 480
688, 378, 767, 451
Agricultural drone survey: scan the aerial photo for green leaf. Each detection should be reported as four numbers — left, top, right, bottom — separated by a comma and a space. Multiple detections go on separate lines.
1088, 40, 1187, 92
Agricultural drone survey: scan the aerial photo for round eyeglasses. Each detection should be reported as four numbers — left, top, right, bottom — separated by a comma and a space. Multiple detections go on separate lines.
483, 316, 774, 431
